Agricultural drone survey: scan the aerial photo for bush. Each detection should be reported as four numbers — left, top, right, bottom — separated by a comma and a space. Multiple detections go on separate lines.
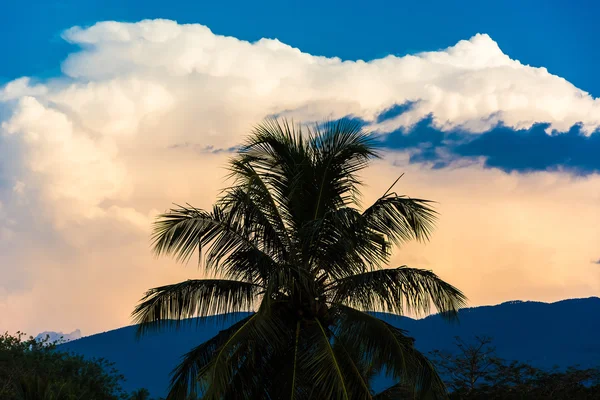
0, 331, 127, 400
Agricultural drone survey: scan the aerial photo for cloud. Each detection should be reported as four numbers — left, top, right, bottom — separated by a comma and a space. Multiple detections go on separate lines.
0, 19, 599, 335
377, 105, 600, 174
55, 19, 600, 135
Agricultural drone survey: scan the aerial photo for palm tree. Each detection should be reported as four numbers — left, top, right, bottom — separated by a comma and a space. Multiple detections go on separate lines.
132, 118, 467, 399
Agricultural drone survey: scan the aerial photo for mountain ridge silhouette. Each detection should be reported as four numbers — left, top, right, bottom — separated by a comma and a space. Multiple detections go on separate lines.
61, 296, 600, 397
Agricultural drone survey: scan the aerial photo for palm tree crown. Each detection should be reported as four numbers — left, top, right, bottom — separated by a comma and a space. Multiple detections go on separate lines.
132, 118, 467, 399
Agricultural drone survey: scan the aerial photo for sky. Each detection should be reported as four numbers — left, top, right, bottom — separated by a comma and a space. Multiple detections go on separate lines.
0, 1, 599, 336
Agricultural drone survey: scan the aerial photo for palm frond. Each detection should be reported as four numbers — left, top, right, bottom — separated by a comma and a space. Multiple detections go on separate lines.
372, 384, 416, 400
327, 266, 467, 319
303, 206, 389, 281
330, 331, 375, 399
132, 279, 262, 336
200, 310, 292, 400
308, 118, 379, 216
363, 194, 438, 245
168, 311, 291, 400
226, 158, 296, 250
239, 118, 379, 236
217, 185, 289, 260
217, 247, 277, 286
290, 321, 301, 400
151, 204, 281, 275
166, 314, 255, 399
238, 119, 307, 198
297, 319, 349, 400
306, 195, 438, 282
331, 304, 448, 399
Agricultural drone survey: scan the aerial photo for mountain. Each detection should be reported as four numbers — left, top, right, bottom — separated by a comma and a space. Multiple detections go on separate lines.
35, 329, 82, 343
61, 297, 600, 397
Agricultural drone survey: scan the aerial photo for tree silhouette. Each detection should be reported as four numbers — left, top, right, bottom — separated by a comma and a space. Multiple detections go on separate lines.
0, 332, 128, 400
130, 388, 151, 400
429, 336, 600, 400
429, 336, 499, 393
133, 118, 466, 399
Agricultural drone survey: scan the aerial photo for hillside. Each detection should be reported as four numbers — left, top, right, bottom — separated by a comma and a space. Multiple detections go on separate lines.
61, 297, 600, 397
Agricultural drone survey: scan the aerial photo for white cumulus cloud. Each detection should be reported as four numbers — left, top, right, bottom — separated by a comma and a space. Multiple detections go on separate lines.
56, 20, 600, 135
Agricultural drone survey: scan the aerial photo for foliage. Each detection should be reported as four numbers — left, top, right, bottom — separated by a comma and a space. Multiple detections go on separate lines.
429, 336, 499, 393
0, 331, 128, 400
133, 118, 467, 399
129, 388, 152, 400
429, 336, 600, 400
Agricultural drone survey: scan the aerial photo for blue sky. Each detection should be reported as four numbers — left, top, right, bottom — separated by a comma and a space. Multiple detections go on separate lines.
2, 0, 599, 95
